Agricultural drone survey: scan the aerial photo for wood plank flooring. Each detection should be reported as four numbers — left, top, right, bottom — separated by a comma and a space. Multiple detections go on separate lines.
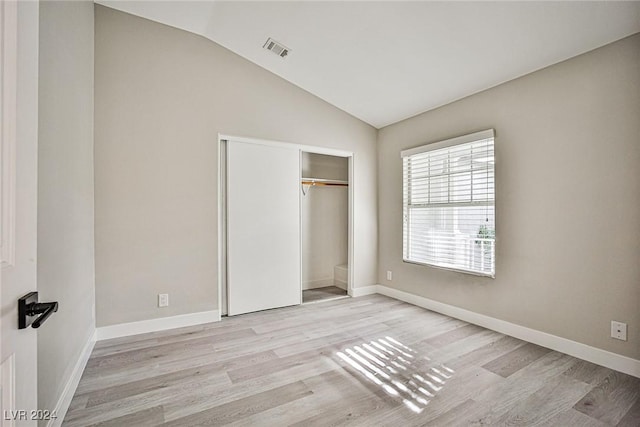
302, 286, 348, 303
64, 295, 640, 426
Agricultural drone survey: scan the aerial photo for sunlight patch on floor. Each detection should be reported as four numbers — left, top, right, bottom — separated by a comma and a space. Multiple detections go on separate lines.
335, 336, 455, 414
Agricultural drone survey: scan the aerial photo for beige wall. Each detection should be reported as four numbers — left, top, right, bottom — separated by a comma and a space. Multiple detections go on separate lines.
37, 0, 95, 415
377, 33, 640, 359
301, 153, 348, 288
94, 6, 377, 326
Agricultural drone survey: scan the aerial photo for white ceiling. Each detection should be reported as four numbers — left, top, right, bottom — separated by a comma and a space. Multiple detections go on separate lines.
96, 1, 640, 129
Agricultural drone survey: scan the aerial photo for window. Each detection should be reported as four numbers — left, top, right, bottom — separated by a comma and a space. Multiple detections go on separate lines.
402, 130, 495, 277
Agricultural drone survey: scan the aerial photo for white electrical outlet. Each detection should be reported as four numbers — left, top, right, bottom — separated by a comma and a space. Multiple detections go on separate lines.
611, 320, 627, 341
158, 293, 169, 308
386, 270, 393, 281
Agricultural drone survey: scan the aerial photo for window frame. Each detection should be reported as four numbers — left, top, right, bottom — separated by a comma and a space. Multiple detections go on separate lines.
401, 129, 496, 278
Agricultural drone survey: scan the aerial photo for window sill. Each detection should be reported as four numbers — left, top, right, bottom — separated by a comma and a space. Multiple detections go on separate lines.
403, 259, 495, 279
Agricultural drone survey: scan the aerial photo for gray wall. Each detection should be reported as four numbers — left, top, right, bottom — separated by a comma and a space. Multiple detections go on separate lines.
94, 6, 377, 326
377, 33, 640, 359
37, 0, 95, 415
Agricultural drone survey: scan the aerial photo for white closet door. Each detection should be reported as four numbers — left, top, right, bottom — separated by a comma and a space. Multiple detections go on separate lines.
227, 140, 301, 315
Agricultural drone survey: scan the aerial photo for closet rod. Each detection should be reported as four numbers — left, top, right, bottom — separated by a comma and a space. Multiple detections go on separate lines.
301, 178, 348, 195
301, 177, 348, 186
301, 181, 348, 187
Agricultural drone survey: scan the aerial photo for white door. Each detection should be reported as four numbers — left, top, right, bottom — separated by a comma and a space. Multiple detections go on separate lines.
2, 1, 39, 424
227, 140, 301, 315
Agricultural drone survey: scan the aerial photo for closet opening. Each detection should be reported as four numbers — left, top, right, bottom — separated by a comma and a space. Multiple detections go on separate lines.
218, 135, 354, 316
301, 152, 350, 304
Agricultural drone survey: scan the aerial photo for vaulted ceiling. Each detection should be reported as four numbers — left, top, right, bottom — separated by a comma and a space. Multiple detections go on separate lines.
96, 1, 640, 128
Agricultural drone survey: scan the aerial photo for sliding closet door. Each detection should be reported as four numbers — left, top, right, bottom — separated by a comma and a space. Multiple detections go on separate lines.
227, 140, 301, 315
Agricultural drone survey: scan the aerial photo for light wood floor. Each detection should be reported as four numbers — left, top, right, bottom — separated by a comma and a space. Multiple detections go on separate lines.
302, 286, 348, 304
64, 295, 640, 426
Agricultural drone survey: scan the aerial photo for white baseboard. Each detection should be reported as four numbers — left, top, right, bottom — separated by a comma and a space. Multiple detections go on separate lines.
376, 284, 640, 379
48, 330, 96, 427
334, 280, 348, 291
96, 310, 220, 341
350, 285, 378, 297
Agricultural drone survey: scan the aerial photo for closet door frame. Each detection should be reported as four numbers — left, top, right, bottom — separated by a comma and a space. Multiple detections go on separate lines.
217, 134, 354, 316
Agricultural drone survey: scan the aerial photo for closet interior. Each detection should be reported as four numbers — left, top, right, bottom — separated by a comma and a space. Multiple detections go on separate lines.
301, 152, 349, 303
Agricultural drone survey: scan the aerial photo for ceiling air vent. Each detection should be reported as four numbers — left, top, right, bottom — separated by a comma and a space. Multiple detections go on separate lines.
263, 38, 290, 58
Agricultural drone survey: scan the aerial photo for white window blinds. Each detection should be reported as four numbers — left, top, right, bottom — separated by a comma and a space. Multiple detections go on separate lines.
402, 130, 495, 277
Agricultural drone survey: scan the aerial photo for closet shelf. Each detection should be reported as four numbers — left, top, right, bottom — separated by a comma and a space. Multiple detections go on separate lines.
301, 177, 348, 187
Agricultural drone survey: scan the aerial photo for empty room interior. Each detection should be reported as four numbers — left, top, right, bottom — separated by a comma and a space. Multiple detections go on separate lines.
2, 1, 640, 426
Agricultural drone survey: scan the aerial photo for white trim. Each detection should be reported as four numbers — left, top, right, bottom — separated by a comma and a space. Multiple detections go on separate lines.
299, 149, 303, 307
219, 134, 353, 158
403, 260, 496, 279
302, 295, 349, 305
96, 310, 220, 341
376, 284, 640, 378
47, 330, 96, 427
350, 285, 379, 297
217, 138, 226, 315
400, 129, 494, 157
347, 156, 354, 296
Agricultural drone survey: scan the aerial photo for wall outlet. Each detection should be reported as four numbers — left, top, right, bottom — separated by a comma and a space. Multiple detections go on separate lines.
158, 293, 169, 308
386, 270, 393, 281
611, 320, 627, 341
